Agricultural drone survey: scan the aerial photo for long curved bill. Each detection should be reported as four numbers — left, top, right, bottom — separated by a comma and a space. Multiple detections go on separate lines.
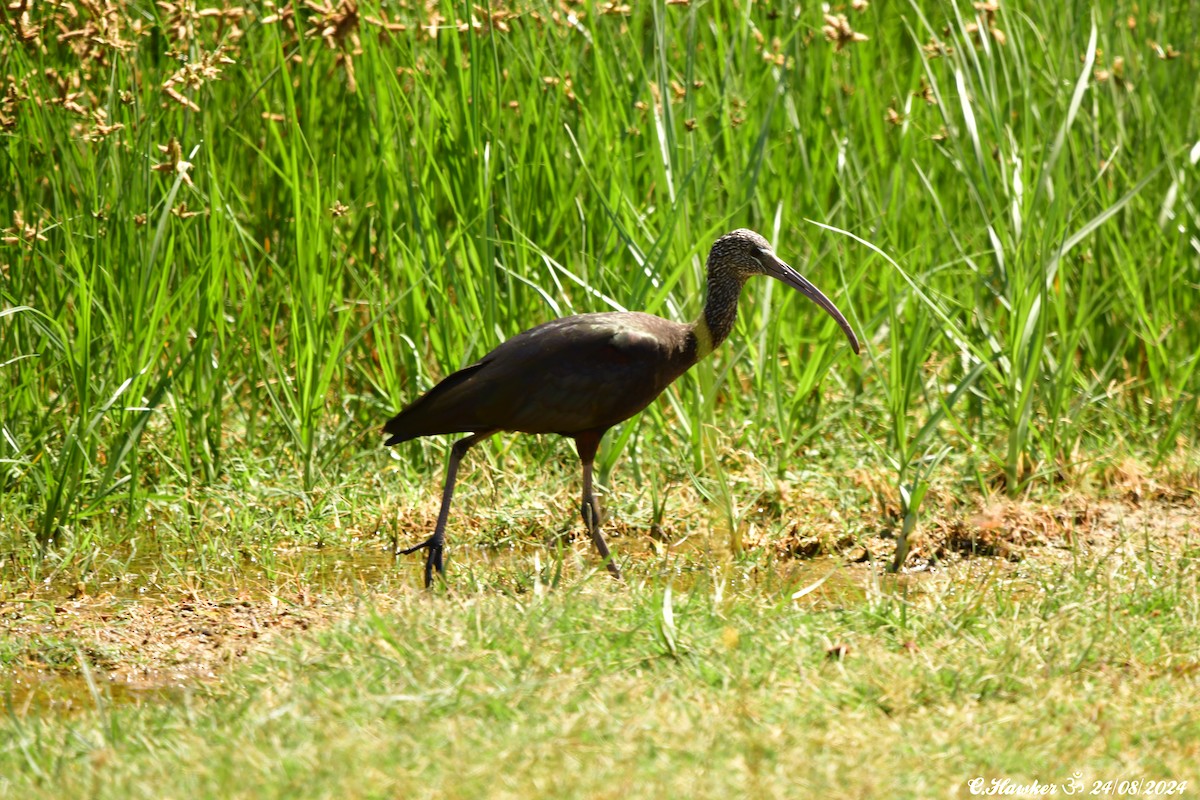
764, 254, 860, 354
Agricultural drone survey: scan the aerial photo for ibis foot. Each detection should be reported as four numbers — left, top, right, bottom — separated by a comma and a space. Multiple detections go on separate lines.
576, 436, 624, 582
401, 534, 445, 588
582, 498, 623, 582
398, 430, 497, 588
600, 552, 623, 582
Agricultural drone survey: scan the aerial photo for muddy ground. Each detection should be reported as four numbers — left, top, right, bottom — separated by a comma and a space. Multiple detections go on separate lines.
2, 490, 1196, 715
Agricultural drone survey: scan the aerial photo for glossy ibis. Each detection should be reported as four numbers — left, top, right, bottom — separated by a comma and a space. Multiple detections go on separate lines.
384, 229, 860, 586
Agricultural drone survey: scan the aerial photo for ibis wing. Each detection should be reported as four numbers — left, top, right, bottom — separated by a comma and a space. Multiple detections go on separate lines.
383, 312, 694, 441
490, 313, 691, 434
382, 360, 489, 444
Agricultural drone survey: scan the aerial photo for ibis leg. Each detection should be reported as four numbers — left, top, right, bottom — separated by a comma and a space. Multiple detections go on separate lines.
402, 430, 495, 588
575, 433, 622, 581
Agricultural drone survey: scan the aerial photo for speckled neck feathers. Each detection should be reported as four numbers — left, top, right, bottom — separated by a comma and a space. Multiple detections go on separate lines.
692, 269, 744, 358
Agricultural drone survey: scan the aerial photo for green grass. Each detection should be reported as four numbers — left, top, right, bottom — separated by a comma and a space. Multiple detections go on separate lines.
4, 547, 1200, 798
2, 0, 1198, 557
2, 0, 1200, 794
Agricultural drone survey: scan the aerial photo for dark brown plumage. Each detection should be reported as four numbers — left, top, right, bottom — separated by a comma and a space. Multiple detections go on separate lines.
385, 229, 860, 586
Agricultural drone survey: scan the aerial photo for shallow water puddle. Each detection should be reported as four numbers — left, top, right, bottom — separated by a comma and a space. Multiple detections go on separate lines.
0, 536, 1027, 722
4, 668, 186, 717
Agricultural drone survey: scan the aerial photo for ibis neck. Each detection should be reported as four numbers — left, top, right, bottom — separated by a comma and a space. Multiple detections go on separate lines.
691, 270, 742, 359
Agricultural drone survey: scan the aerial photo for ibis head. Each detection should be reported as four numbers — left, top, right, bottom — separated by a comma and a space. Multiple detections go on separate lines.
698, 228, 860, 356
